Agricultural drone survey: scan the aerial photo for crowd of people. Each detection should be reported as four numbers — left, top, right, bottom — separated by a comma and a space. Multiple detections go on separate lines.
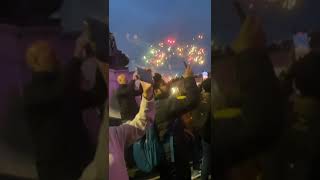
21, 1, 320, 180
21, 16, 212, 180
111, 66, 212, 180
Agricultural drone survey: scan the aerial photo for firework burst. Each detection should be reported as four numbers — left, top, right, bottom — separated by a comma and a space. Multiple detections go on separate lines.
142, 34, 207, 68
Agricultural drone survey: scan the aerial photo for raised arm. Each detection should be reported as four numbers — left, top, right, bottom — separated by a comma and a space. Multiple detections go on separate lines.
168, 66, 200, 116
114, 81, 154, 148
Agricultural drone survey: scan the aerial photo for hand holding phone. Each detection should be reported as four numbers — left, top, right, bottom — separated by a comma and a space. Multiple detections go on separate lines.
141, 81, 153, 100
137, 67, 153, 84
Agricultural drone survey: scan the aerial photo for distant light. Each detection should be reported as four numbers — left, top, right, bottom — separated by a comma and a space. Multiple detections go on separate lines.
202, 71, 208, 79
171, 87, 179, 95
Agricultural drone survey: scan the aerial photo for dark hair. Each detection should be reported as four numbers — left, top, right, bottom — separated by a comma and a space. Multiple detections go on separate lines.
293, 52, 320, 98
202, 78, 211, 93
153, 73, 163, 89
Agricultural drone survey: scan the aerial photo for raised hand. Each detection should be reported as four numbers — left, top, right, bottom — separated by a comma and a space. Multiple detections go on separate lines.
141, 81, 153, 100
183, 65, 194, 78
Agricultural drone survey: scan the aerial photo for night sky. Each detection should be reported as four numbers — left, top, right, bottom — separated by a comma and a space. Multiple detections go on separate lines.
59, 0, 106, 32
213, 0, 320, 46
110, 0, 211, 74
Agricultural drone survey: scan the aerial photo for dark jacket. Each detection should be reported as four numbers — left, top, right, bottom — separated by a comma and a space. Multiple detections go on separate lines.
261, 96, 320, 180
155, 77, 200, 141
24, 57, 107, 179
213, 50, 285, 178
261, 52, 320, 180
201, 111, 211, 144
116, 80, 142, 120
192, 92, 211, 143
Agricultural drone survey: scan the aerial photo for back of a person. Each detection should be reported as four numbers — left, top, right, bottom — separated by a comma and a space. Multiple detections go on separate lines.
24, 72, 63, 143
117, 85, 139, 120
25, 74, 94, 179
236, 49, 284, 141
24, 73, 75, 179
61, 81, 95, 178
280, 52, 320, 179
213, 50, 285, 178
154, 97, 172, 141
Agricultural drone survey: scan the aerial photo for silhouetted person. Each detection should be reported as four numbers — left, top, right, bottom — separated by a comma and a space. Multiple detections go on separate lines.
24, 36, 106, 179
213, 1, 284, 178
153, 66, 200, 180
262, 51, 320, 180
116, 73, 142, 121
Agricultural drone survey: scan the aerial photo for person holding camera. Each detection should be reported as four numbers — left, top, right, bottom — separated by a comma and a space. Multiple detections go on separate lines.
109, 79, 154, 180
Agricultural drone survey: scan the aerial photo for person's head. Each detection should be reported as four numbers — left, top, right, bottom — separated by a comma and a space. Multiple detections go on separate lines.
202, 78, 211, 93
26, 41, 59, 72
153, 73, 169, 97
117, 74, 127, 85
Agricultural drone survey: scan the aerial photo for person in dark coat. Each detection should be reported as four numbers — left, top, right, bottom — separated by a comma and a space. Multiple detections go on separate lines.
213, 51, 284, 180
153, 66, 200, 180
24, 37, 107, 180
260, 51, 320, 180
212, 2, 285, 179
116, 73, 142, 121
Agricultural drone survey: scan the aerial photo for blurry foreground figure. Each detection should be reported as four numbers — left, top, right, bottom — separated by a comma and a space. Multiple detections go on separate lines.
213, 1, 284, 179
24, 38, 106, 180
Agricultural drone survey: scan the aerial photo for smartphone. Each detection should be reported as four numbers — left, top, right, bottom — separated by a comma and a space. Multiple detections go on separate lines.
137, 67, 153, 84
84, 18, 108, 62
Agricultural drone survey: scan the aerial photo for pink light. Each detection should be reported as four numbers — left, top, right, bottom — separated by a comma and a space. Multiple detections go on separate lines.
166, 38, 176, 45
